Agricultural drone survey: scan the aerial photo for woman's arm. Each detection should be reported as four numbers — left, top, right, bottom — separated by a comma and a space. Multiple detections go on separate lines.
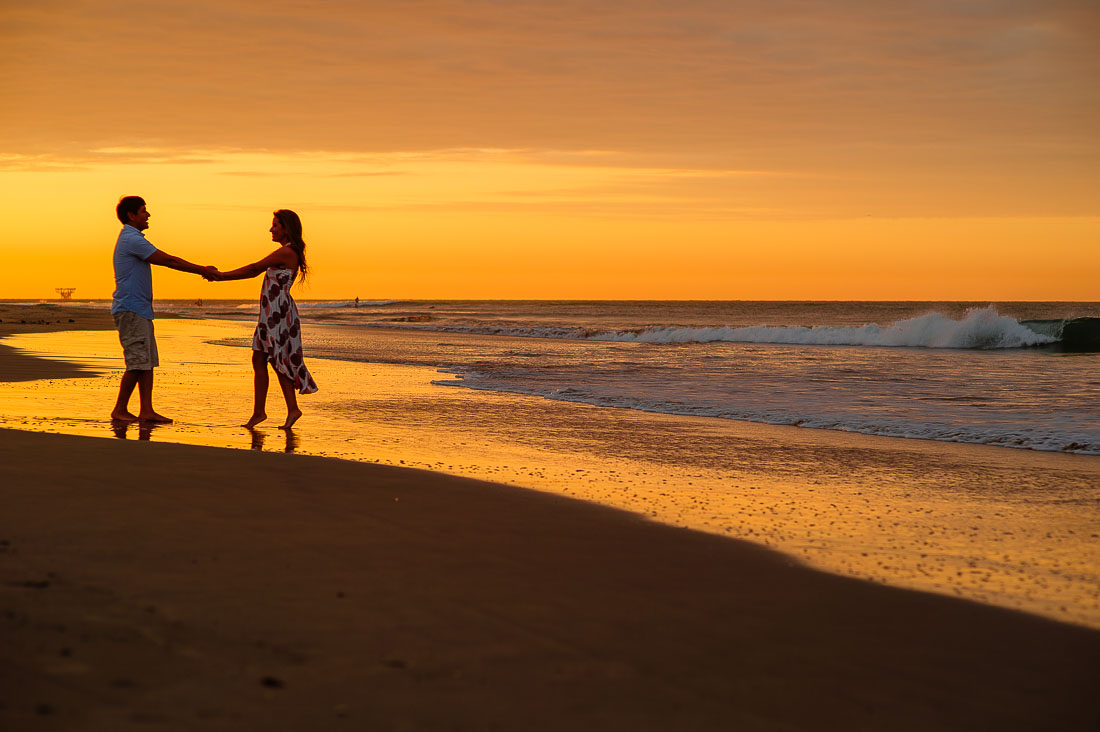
212, 248, 297, 281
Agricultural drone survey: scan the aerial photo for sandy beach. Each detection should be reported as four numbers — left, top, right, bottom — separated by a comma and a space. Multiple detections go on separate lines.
0, 304, 117, 382
8, 0, 1098, 726
2, 304, 1099, 730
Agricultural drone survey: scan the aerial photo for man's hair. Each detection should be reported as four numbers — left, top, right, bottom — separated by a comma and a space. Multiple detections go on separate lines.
116, 196, 146, 225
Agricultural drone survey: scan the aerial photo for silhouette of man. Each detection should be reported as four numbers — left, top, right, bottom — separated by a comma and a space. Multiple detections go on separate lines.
110, 195, 216, 423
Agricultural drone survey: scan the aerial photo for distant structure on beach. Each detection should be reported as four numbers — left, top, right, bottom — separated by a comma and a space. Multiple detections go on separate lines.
55, 287, 76, 300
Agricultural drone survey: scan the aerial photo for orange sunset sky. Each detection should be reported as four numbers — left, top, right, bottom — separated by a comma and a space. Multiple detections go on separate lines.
2, 0, 1098, 300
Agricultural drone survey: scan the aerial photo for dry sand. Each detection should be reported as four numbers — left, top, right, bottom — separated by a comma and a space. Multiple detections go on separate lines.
0, 304, 117, 381
1, 305, 1098, 730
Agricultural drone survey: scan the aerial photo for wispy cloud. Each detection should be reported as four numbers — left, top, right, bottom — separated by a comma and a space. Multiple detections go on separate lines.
4, 1, 1097, 156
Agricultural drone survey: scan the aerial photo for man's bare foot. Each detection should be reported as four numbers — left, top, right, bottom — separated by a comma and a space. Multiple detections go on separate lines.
243, 413, 267, 428
138, 412, 174, 424
278, 409, 302, 430
110, 411, 139, 423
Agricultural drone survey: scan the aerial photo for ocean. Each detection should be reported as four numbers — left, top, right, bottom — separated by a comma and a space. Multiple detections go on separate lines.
137, 298, 1100, 456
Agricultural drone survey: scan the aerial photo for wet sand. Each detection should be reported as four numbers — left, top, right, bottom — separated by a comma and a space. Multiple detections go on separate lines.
1, 304, 1099, 729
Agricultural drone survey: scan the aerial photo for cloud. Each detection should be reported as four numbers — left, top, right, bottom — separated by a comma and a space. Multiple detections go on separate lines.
4, 1, 1097, 155
2, 1, 1097, 217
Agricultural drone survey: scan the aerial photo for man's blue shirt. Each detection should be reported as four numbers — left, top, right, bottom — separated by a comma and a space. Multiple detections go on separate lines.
111, 225, 158, 320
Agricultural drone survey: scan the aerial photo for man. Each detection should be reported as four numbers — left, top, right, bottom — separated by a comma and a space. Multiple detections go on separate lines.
111, 196, 216, 423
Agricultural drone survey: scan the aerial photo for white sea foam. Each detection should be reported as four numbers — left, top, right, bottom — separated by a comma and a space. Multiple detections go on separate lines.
435, 372, 1099, 455
598, 308, 1056, 348
369, 307, 1059, 349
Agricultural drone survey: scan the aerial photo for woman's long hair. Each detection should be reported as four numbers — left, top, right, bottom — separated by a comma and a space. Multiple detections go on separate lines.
274, 209, 308, 286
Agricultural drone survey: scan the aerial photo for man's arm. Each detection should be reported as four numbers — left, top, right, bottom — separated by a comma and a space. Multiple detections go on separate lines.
146, 250, 217, 277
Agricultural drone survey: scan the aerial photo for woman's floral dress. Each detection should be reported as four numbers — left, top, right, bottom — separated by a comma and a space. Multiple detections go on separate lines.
252, 267, 318, 394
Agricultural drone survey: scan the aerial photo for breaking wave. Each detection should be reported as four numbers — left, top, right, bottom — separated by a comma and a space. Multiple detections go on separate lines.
373, 307, 1060, 350
598, 308, 1056, 349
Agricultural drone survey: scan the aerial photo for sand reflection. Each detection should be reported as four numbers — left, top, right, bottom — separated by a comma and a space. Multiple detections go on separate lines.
246, 426, 299, 454
110, 420, 165, 441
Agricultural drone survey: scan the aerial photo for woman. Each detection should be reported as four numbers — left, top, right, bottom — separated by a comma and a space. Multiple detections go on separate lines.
208, 209, 318, 429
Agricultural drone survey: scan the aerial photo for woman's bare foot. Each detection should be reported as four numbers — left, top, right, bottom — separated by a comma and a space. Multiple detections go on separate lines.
138, 411, 173, 424
111, 410, 139, 423
278, 409, 302, 430
243, 412, 268, 428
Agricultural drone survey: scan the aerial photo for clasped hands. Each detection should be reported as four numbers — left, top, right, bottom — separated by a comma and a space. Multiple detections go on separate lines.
201, 266, 223, 282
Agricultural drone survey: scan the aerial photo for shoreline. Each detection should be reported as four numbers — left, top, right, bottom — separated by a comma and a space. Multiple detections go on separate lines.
0, 303, 118, 382
10, 301, 1099, 457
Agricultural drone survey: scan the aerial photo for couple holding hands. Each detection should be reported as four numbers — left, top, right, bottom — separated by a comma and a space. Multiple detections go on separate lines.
110, 196, 318, 431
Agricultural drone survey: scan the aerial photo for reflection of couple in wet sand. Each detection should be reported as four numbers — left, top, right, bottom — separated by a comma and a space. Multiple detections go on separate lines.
110, 196, 318, 431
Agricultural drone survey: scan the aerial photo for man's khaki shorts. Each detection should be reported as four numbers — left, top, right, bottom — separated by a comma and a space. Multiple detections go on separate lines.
113, 311, 160, 371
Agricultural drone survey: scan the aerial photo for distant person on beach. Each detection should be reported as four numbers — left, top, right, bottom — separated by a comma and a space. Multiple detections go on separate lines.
204, 209, 318, 429
111, 195, 217, 424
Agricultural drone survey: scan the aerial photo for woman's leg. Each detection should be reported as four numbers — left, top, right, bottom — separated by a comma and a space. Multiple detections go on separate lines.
244, 350, 269, 427
275, 371, 302, 430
